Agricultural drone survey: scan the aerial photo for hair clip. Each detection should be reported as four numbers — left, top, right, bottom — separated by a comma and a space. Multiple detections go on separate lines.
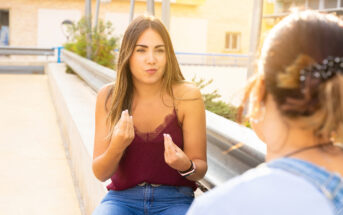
299, 56, 343, 84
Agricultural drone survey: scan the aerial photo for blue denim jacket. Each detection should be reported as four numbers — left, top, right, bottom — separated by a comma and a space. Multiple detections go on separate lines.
267, 158, 343, 215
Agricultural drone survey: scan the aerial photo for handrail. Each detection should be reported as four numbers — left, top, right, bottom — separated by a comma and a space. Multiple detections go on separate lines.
175, 52, 249, 58
61, 49, 115, 92
0, 46, 55, 56
175, 52, 249, 67
61, 49, 266, 190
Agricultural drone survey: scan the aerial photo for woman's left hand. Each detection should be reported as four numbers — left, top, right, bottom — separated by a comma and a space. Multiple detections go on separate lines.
163, 133, 192, 172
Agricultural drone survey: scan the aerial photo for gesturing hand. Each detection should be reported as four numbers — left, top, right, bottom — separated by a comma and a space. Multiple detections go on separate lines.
111, 110, 135, 149
163, 133, 191, 172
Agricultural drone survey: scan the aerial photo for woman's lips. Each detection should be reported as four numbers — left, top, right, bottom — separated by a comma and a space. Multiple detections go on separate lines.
145, 69, 157, 74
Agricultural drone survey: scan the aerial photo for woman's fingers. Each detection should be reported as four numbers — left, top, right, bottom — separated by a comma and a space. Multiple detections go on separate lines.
114, 110, 134, 144
164, 133, 179, 159
163, 133, 191, 171
124, 110, 130, 132
163, 134, 169, 156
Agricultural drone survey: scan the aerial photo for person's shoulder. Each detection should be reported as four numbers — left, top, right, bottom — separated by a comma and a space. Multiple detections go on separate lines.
96, 83, 114, 109
97, 83, 114, 97
173, 81, 201, 100
187, 165, 334, 215
97, 83, 114, 101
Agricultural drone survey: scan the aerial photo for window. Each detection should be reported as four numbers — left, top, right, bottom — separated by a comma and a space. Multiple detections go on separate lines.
308, 0, 320, 9
295, 0, 306, 7
277, 0, 306, 12
225, 32, 241, 51
325, 0, 337, 8
0, 10, 9, 46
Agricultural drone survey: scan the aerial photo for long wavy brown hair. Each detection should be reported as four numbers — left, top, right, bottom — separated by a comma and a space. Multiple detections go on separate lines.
105, 15, 185, 138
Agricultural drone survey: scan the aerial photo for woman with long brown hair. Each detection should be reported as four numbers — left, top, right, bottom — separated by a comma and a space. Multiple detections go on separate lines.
187, 11, 343, 215
92, 15, 207, 215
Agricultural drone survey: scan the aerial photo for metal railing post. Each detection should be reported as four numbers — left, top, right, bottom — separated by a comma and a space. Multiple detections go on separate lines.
57, 46, 64, 63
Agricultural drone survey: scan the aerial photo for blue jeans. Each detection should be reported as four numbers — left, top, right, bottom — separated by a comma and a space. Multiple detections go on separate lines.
268, 158, 343, 215
92, 184, 194, 215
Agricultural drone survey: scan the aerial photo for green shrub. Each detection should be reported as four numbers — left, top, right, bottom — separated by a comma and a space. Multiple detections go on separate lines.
192, 77, 238, 121
64, 17, 118, 70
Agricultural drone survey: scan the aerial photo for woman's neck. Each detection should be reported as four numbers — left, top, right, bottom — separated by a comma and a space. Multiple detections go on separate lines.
265, 128, 343, 176
265, 127, 318, 161
133, 81, 164, 100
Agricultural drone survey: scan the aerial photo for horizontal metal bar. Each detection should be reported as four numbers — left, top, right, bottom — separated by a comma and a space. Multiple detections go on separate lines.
175, 52, 249, 58
0, 46, 55, 56
61, 49, 115, 92
0, 65, 44, 74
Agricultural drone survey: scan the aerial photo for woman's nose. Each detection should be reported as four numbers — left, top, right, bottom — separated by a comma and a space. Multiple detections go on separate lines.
146, 51, 156, 64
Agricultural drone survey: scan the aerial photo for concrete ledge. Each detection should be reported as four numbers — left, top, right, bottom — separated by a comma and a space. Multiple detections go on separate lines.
46, 63, 107, 215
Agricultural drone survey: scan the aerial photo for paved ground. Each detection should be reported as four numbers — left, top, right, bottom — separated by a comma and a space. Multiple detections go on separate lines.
0, 74, 82, 215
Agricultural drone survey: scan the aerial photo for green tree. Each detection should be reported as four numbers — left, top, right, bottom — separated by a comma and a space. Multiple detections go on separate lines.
64, 17, 118, 69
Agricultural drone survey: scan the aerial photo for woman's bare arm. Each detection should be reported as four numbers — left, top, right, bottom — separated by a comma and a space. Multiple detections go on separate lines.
164, 83, 207, 181
92, 85, 134, 182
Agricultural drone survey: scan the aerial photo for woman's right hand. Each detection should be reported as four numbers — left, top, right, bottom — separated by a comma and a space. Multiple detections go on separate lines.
110, 110, 135, 150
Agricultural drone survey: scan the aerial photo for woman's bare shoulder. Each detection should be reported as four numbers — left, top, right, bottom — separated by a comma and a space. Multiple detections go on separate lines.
173, 81, 202, 100
97, 83, 114, 99
96, 83, 115, 110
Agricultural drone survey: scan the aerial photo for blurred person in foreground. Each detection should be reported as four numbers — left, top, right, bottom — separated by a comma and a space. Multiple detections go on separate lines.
187, 11, 343, 215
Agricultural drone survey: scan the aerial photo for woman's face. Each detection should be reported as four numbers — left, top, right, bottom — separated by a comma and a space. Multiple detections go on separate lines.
129, 28, 167, 86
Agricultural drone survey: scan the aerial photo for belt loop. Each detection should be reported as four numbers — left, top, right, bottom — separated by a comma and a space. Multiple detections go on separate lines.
138, 182, 147, 186
137, 182, 161, 187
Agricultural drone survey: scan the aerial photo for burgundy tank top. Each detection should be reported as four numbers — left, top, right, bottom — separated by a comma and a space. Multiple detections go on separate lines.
107, 109, 197, 191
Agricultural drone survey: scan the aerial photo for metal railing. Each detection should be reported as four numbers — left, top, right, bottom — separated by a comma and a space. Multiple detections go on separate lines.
0, 46, 55, 56
175, 52, 250, 67
62, 50, 115, 92
61, 49, 266, 190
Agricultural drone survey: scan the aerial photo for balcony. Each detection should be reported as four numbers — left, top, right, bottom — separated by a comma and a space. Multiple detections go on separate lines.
264, 0, 343, 19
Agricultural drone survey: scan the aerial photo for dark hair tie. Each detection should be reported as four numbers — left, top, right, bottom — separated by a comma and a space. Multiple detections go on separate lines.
279, 56, 343, 116
299, 56, 343, 83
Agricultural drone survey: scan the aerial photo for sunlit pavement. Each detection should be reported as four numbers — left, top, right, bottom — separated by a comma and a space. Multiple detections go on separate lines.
0, 74, 82, 214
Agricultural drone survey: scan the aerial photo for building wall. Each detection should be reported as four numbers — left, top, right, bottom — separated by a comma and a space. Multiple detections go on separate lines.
196, 0, 253, 54
0, 0, 253, 54
0, 0, 85, 47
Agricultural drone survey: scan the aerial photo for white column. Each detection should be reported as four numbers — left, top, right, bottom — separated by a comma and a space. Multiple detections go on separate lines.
247, 0, 263, 77
85, 0, 92, 59
147, 0, 155, 16
319, 0, 325, 9
130, 0, 135, 22
162, 0, 170, 30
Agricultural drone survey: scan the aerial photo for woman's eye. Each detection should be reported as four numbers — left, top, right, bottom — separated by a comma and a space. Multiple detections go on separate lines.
136, 49, 145, 52
156, 49, 165, 53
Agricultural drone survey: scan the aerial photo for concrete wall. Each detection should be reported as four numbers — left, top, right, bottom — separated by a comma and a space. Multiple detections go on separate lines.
47, 63, 107, 215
